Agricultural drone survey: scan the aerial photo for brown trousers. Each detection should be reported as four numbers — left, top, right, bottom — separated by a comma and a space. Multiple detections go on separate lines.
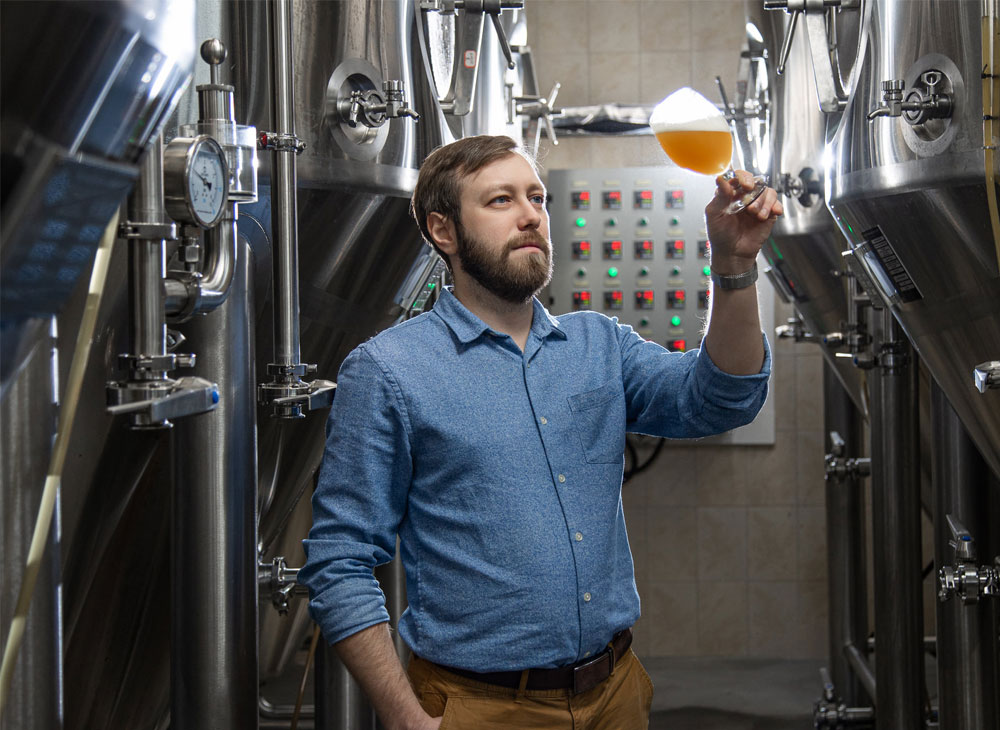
408, 650, 653, 730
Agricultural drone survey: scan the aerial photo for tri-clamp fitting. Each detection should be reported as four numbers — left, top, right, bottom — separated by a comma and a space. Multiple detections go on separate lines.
867, 72, 954, 123
341, 80, 420, 129
938, 514, 1000, 605
812, 667, 874, 728
973, 360, 1000, 393
258, 556, 309, 616
824, 431, 871, 482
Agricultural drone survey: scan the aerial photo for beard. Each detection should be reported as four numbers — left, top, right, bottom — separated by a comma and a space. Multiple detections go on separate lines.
455, 221, 553, 304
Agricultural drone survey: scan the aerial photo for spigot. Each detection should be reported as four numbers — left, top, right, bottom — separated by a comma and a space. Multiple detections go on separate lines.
340, 81, 419, 129
973, 360, 1000, 393
776, 167, 823, 206
107, 375, 219, 429
775, 317, 817, 343
868, 72, 953, 124
824, 430, 871, 482
938, 514, 1000, 605
823, 332, 845, 348
812, 666, 875, 728
258, 556, 309, 616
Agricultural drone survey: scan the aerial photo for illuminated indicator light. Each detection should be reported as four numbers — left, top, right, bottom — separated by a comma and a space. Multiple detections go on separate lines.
702, 266, 711, 276
580, 241, 591, 250
845, 222, 854, 234
674, 241, 683, 250
609, 191, 620, 200
612, 241, 622, 250
644, 291, 653, 300
671, 315, 682, 327
613, 291, 623, 300
575, 217, 586, 227
670, 339, 687, 352
642, 240, 652, 249
672, 191, 683, 199
608, 267, 619, 278
640, 190, 652, 199
580, 191, 590, 201
676, 291, 686, 301
427, 282, 436, 290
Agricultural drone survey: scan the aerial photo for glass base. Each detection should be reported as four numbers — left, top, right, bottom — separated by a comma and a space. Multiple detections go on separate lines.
722, 173, 768, 215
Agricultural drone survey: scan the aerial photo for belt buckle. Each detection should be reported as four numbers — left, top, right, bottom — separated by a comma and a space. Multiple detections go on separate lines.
571, 649, 613, 695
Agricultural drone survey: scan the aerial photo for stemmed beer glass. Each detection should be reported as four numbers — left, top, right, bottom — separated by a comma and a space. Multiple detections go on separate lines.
650, 87, 766, 214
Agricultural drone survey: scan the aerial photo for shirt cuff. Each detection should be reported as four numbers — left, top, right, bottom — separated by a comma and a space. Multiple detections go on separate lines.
693, 332, 771, 410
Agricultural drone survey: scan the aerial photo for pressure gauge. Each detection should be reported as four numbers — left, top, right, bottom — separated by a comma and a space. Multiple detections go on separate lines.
164, 135, 229, 228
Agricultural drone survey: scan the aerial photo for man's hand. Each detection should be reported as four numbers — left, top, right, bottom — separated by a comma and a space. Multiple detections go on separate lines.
705, 170, 783, 274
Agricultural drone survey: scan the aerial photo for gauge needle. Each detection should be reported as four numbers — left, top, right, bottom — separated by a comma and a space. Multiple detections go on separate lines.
196, 172, 213, 190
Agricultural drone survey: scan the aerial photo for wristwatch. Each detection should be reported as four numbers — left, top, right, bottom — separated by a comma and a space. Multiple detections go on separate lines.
710, 262, 758, 290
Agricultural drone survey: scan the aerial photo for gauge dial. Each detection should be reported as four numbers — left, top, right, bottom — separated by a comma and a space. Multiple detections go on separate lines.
164, 135, 229, 228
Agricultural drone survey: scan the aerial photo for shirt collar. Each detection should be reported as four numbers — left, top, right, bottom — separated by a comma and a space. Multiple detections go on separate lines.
433, 287, 567, 345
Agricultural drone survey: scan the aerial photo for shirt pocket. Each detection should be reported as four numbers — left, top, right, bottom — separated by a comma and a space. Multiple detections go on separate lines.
567, 379, 626, 464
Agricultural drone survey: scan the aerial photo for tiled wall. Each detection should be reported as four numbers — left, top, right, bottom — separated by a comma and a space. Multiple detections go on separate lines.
526, 0, 830, 659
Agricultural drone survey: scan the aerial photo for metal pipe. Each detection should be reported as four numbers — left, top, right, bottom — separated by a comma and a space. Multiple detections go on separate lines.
823, 361, 869, 707
843, 642, 877, 706
868, 308, 924, 727
171, 239, 258, 729
931, 380, 999, 730
269, 0, 302, 371
128, 136, 168, 367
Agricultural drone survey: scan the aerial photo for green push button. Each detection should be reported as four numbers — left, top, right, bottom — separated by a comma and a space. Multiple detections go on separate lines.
639, 317, 650, 327
671, 315, 682, 327
702, 265, 711, 276
607, 267, 619, 278
575, 217, 587, 228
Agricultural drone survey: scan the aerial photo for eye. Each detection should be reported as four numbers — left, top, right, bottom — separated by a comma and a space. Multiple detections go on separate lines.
490, 195, 511, 205
529, 194, 546, 205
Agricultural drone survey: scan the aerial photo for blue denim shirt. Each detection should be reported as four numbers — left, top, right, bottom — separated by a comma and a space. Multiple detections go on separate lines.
300, 288, 770, 672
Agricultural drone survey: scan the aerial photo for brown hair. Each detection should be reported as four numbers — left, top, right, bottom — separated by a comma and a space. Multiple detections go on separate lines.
410, 135, 537, 268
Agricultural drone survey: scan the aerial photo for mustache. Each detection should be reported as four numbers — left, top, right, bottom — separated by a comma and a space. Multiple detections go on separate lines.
505, 231, 550, 254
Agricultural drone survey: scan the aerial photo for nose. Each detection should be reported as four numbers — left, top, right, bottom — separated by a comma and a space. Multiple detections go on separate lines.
518, 196, 543, 230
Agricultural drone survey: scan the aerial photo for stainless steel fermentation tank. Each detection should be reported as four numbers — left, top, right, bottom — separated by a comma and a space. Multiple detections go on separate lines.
751, 3, 869, 415
2, 0, 523, 727
828, 0, 1000, 480
1, 2, 196, 729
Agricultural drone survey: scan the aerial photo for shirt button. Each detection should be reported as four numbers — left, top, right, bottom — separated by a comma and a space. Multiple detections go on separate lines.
583, 592, 592, 602
540, 417, 548, 425
558, 474, 566, 483
575, 532, 583, 541
584, 651, 591, 657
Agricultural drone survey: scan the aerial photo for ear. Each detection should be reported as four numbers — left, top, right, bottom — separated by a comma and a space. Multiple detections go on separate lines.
427, 212, 458, 257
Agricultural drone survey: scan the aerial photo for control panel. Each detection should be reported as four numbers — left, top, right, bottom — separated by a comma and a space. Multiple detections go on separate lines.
546, 166, 774, 445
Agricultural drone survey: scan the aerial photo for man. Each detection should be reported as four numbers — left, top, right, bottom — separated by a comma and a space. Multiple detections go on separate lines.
300, 135, 783, 730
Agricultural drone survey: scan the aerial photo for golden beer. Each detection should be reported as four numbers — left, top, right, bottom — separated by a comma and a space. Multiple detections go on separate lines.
654, 129, 733, 176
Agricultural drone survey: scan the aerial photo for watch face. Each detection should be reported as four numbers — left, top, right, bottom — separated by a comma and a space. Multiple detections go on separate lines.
188, 142, 227, 226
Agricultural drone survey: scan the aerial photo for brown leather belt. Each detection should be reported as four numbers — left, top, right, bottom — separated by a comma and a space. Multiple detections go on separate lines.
434, 627, 633, 696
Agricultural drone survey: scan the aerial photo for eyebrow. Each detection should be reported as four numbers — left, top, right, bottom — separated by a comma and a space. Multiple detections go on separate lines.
481, 183, 547, 198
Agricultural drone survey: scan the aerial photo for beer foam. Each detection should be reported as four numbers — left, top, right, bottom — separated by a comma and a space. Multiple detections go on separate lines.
649, 87, 730, 133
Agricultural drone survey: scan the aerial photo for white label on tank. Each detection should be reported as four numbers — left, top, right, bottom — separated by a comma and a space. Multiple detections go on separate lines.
464, 50, 477, 68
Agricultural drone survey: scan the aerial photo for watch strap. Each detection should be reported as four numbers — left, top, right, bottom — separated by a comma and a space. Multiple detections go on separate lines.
711, 262, 758, 290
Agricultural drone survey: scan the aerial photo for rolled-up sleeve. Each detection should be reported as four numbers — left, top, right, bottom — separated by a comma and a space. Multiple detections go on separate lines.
299, 343, 413, 645
617, 322, 770, 439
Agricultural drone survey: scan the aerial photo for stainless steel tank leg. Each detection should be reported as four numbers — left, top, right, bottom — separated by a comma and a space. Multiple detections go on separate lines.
931, 381, 999, 730
868, 309, 924, 727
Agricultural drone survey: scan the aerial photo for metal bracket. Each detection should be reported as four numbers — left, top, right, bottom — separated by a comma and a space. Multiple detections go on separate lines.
258, 376, 336, 419
119, 220, 178, 241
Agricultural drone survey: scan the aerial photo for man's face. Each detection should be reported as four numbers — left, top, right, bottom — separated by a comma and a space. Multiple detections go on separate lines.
452, 153, 552, 304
